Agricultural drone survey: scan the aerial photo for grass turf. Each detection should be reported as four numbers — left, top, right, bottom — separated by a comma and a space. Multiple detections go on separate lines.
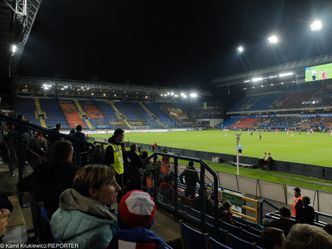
91, 130, 332, 192
92, 130, 332, 167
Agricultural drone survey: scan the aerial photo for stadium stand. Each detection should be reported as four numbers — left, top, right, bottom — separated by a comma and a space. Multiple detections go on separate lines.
80, 100, 108, 129
39, 98, 69, 129
15, 97, 39, 126
59, 100, 86, 129
145, 102, 176, 128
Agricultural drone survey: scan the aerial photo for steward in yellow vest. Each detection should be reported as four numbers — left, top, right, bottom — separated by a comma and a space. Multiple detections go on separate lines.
104, 128, 125, 175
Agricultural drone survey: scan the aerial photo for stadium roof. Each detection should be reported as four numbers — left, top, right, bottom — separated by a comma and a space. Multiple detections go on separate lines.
211, 54, 332, 87
0, 0, 42, 79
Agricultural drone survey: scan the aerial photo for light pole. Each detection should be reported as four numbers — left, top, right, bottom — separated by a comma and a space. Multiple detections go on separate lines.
235, 133, 241, 175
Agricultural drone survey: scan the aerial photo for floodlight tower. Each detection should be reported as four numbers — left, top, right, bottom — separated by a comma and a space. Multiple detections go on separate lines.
235, 133, 241, 175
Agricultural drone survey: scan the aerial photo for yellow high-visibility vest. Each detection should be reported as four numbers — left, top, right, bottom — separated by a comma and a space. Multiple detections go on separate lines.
110, 143, 124, 175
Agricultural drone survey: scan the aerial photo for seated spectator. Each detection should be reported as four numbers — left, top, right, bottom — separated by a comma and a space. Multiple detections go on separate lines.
267, 207, 296, 236
0, 196, 13, 242
17, 140, 77, 217
261, 227, 285, 249
218, 200, 234, 225
192, 188, 212, 214
51, 164, 120, 249
109, 190, 168, 248
296, 196, 315, 225
284, 223, 332, 249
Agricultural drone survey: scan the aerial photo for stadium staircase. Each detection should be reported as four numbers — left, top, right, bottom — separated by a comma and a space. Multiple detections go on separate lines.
39, 99, 69, 129
34, 98, 47, 128
139, 102, 166, 128
109, 101, 132, 129
59, 101, 86, 129
74, 100, 93, 129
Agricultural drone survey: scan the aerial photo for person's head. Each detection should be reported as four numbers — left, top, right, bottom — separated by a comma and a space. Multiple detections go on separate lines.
16, 114, 24, 120
113, 128, 124, 143
294, 187, 301, 198
284, 224, 332, 249
118, 190, 156, 229
279, 207, 291, 219
323, 224, 332, 236
221, 200, 232, 211
130, 143, 136, 153
51, 140, 74, 163
188, 161, 194, 168
262, 227, 285, 249
55, 123, 62, 130
72, 164, 121, 205
0, 197, 13, 237
69, 128, 76, 135
76, 125, 82, 132
302, 196, 310, 205
141, 151, 149, 160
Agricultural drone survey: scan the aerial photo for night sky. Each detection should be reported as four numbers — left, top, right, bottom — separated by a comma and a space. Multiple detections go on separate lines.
18, 0, 332, 89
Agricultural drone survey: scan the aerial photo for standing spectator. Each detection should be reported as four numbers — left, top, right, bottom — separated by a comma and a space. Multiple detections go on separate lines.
73, 125, 86, 141
267, 207, 296, 236
259, 152, 267, 169
17, 140, 77, 217
291, 187, 303, 217
48, 123, 62, 144
51, 164, 120, 249
151, 142, 158, 152
109, 190, 168, 248
69, 129, 76, 136
125, 144, 143, 191
157, 175, 175, 205
179, 161, 199, 199
296, 196, 315, 225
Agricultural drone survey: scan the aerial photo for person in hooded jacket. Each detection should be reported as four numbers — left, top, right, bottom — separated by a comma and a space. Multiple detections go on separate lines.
51, 164, 121, 249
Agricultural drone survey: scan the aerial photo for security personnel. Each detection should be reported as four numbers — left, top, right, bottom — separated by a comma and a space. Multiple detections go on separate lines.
292, 187, 303, 217
104, 128, 125, 184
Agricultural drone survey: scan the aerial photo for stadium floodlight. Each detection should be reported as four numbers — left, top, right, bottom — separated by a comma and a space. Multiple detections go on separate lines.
42, 83, 52, 90
279, 72, 294, 77
268, 35, 279, 44
91, 93, 94, 96
174, 94, 179, 98
170, 92, 174, 96
260, 85, 264, 88
252, 77, 263, 82
270, 83, 274, 86
243, 80, 251, 83
190, 92, 198, 98
310, 20, 322, 31
160, 93, 163, 97
237, 45, 244, 54
180, 92, 187, 99
11, 44, 17, 54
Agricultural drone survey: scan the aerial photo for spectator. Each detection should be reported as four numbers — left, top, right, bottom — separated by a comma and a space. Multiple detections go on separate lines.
259, 152, 267, 169
179, 161, 199, 199
157, 175, 175, 205
125, 144, 143, 191
284, 223, 332, 249
48, 123, 62, 143
0, 196, 13, 242
218, 200, 234, 225
192, 188, 212, 214
261, 227, 285, 249
323, 224, 332, 236
73, 125, 86, 142
109, 190, 168, 248
17, 140, 77, 217
267, 207, 295, 236
69, 129, 76, 136
291, 187, 303, 217
296, 196, 315, 225
51, 164, 120, 249
152, 142, 158, 152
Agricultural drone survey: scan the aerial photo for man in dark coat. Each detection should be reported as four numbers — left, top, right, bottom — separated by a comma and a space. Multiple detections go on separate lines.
179, 161, 199, 199
296, 196, 315, 225
268, 207, 296, 236
17, 140, 77, 217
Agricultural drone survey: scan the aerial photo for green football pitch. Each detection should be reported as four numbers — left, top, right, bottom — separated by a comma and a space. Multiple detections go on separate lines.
92, 130, 332, 167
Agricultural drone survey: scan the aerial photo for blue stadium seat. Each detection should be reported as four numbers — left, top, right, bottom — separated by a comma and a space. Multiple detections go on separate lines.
181, 223, 208, 249
241, 229, 263, 247
209, 237, 232, 249
228, 233, 255, 249
222, 221, 241, 235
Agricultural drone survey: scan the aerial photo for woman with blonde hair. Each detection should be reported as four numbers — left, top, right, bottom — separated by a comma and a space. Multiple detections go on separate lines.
51, 164, 121, 249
